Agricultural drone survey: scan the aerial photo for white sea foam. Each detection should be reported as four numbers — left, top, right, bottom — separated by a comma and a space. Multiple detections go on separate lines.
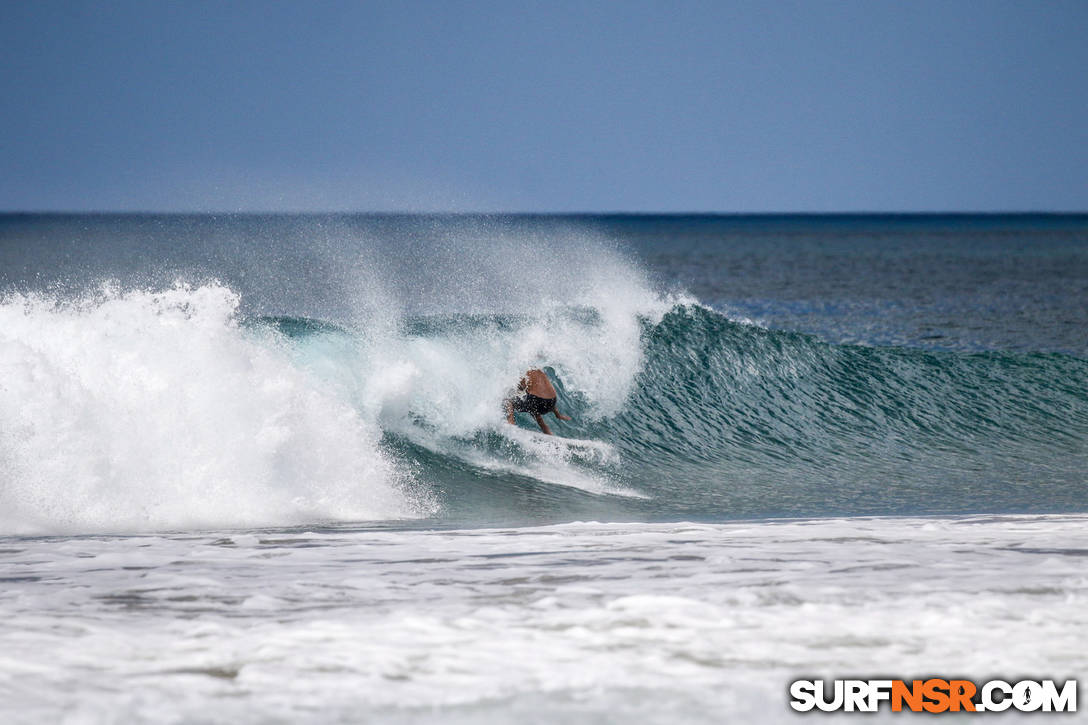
0, 283, 429, 535
1, 515, 1084, 722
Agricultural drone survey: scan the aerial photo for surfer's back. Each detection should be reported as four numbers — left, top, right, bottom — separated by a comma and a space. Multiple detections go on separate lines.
521, 369, 557, 399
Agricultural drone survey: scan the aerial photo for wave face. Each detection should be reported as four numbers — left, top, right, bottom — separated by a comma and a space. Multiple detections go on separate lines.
620, 305, 1088, 517
263, 304, 1088, 525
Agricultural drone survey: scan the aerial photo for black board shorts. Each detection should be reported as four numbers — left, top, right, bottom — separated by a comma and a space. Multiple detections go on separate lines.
511, 393, 556, 416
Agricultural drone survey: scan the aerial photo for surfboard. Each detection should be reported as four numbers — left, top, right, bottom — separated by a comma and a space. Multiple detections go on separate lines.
501, 426, 618, 464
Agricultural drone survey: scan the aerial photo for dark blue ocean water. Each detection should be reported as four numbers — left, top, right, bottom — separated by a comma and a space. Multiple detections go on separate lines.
1, 213, 1086, 531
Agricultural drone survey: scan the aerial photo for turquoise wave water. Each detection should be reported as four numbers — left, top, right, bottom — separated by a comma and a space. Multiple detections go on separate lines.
263, 304, 1088, 523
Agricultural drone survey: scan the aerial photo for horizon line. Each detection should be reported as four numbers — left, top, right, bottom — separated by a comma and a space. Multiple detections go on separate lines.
3, 209, 1088, 217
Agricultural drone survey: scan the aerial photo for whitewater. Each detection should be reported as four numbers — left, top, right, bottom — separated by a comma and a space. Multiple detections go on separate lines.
1, 213, 1086, 722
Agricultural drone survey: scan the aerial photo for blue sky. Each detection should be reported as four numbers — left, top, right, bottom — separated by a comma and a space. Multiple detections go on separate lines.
2, 0, 1086, 212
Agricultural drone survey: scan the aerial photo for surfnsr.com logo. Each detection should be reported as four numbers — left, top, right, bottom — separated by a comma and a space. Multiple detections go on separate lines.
789, 679, 1077, 713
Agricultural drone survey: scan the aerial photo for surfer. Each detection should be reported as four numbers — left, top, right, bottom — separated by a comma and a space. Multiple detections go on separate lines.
504, 368, 572, 435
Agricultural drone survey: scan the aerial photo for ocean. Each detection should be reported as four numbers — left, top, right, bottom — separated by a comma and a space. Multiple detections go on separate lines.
1, 213, 1086, 722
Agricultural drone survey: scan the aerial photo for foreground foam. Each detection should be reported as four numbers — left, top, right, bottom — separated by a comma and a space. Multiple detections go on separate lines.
1, 515, 1085, 722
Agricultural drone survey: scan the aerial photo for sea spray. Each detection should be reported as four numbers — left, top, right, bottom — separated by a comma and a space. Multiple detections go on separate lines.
290, 226, 684, 501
